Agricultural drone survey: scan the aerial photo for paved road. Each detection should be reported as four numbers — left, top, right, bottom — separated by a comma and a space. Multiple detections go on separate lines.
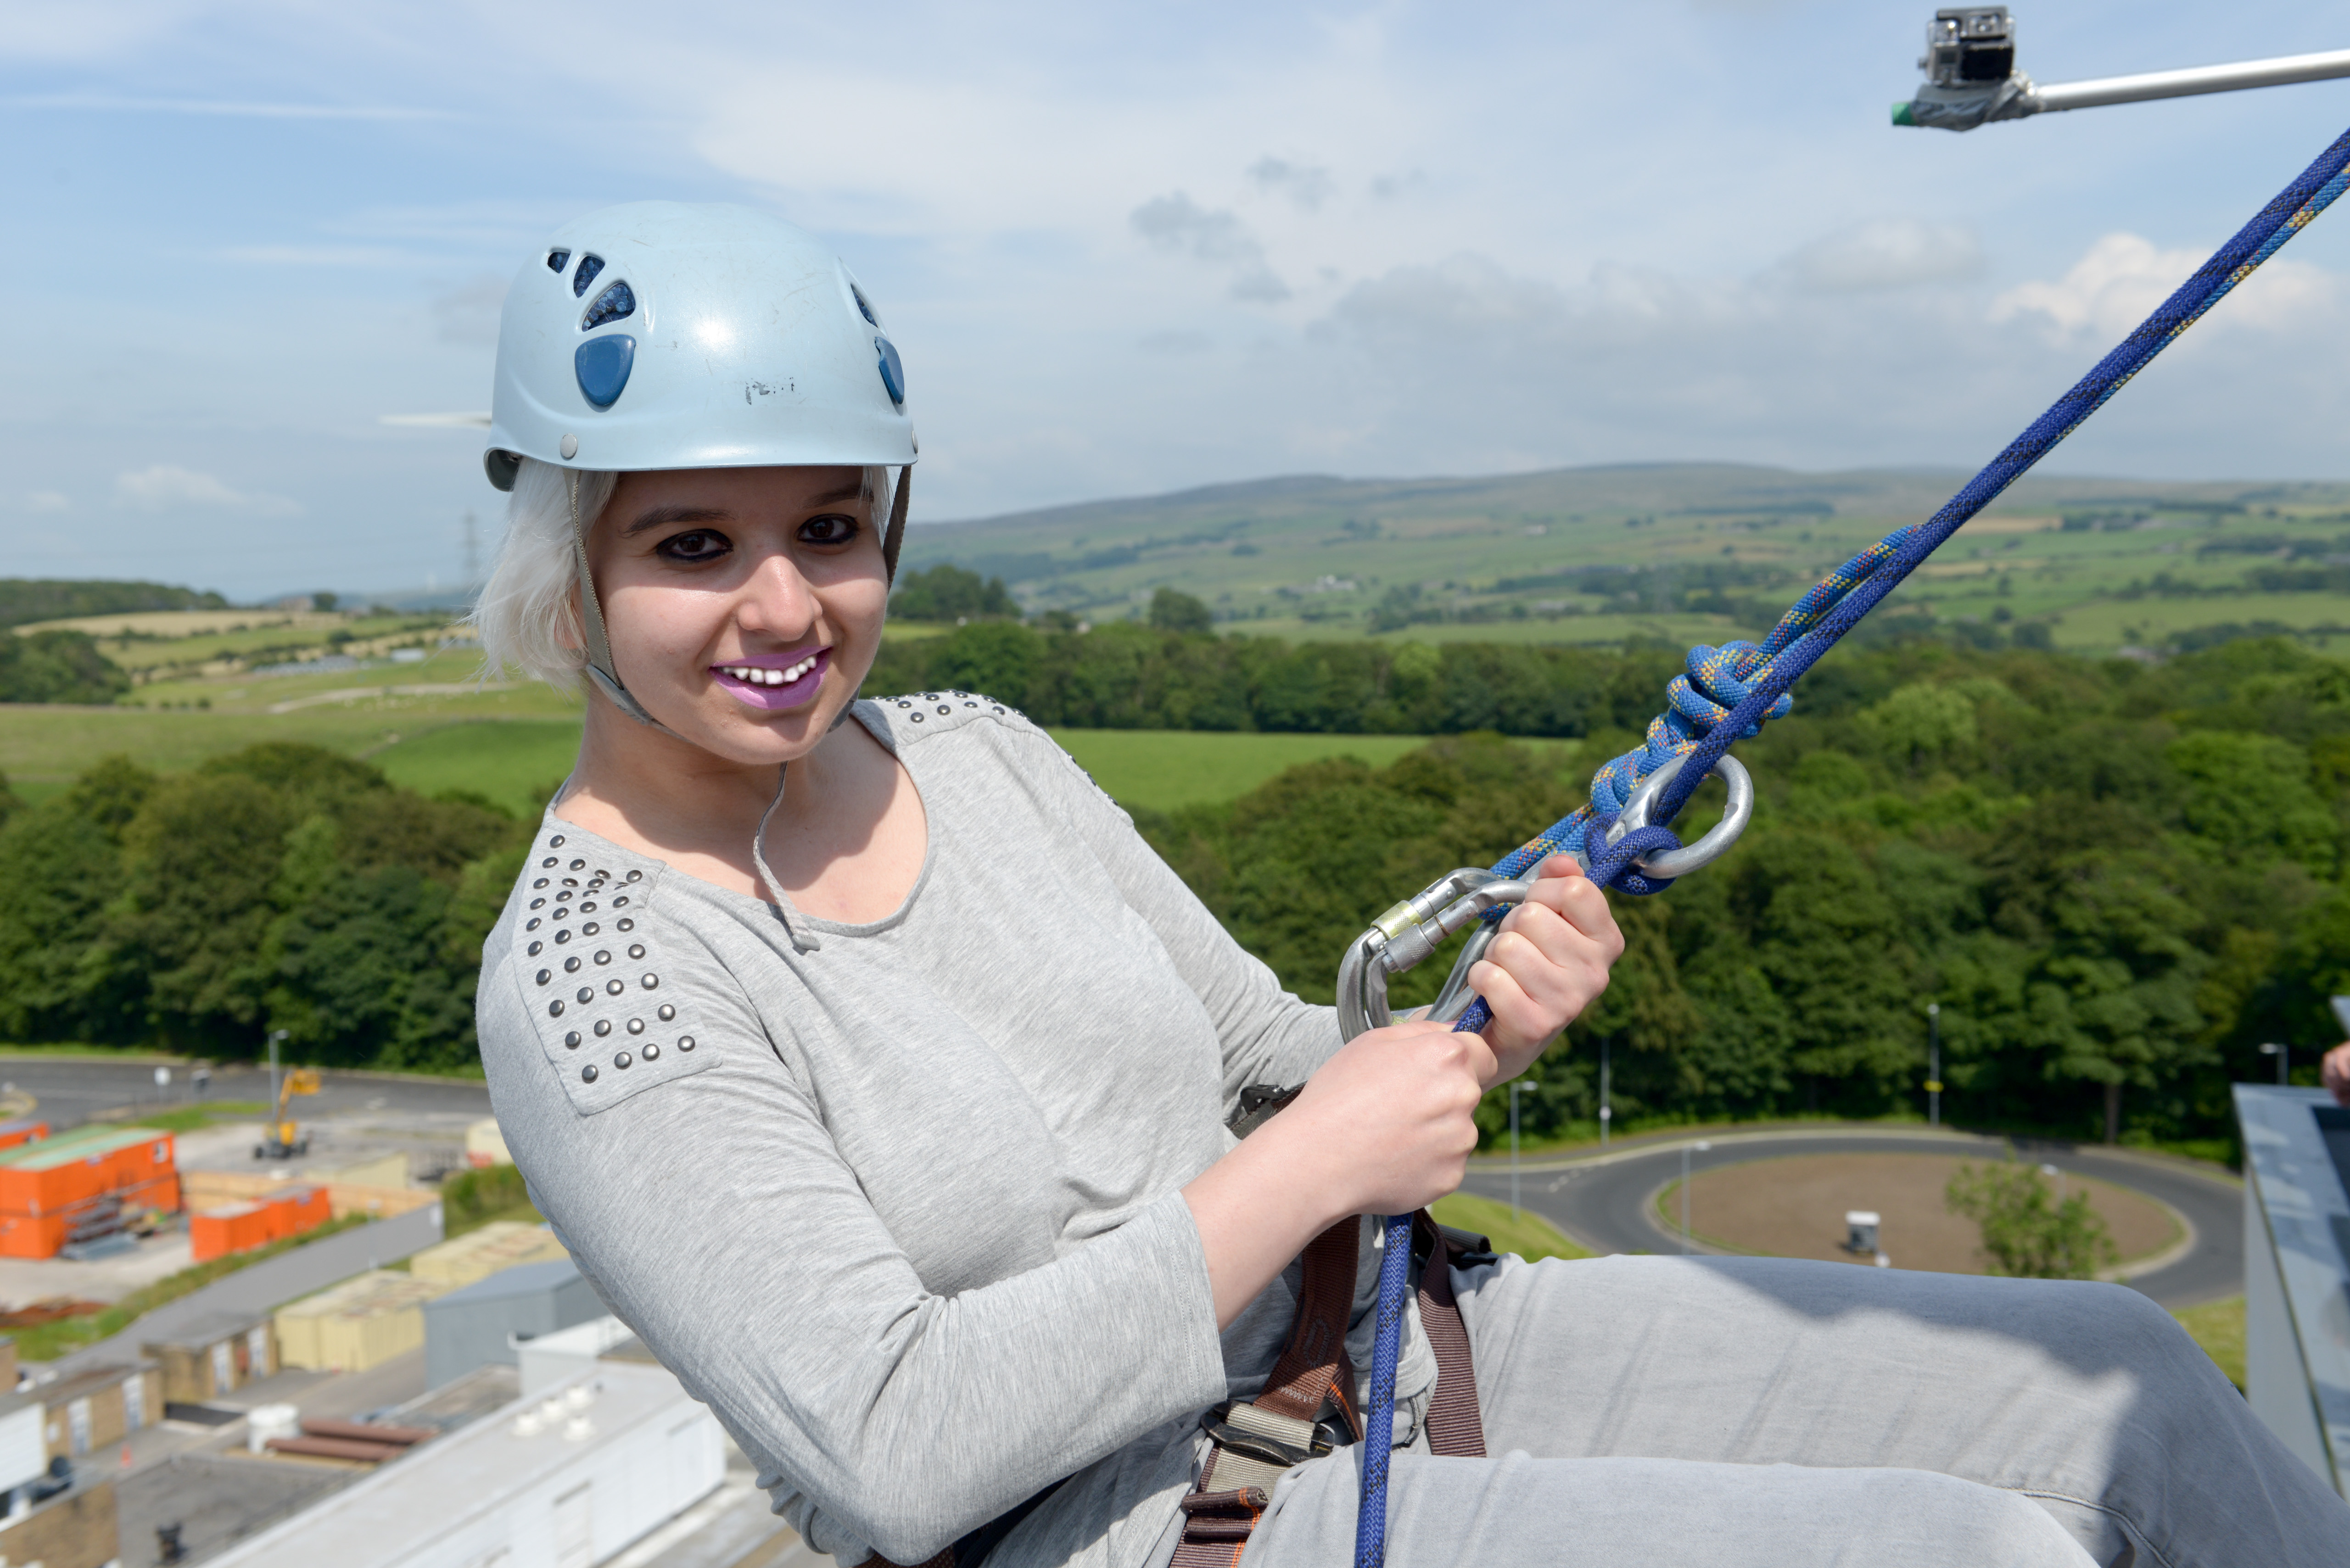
0, 1057, 490, 1132
1461, 1127, 2244, 1309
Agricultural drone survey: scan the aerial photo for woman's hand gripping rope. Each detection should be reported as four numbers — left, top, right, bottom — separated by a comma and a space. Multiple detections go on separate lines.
1178, 854, 1623, 1331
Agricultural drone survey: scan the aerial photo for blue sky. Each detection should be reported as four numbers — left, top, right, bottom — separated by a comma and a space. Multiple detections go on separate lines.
6, 0, 2350, 601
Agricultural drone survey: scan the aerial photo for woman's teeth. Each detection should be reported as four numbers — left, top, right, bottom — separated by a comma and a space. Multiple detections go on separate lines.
720, 655, 819, 688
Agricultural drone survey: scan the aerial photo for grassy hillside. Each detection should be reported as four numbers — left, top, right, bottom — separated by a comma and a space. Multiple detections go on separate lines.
900, 463, 2350, 655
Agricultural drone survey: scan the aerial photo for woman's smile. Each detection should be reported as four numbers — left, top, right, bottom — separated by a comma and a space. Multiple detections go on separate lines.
711, 646, 830, 710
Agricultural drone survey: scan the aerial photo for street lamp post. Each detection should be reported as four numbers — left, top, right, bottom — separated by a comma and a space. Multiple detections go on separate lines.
1926, 1003, 1942, 1127
2260, 1042, 2288, 1087
1598, 1040, 1611, 1150
1681, 1140, 1712, 1254
1509, 1080, 1540, 1220
267, 1029, 289, 1131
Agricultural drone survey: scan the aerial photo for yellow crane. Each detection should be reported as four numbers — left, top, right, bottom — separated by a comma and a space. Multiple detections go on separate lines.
254, 1029, 321, 1160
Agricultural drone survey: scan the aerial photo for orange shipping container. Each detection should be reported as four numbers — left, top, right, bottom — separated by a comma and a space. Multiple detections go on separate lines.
263, 1188, 331, 1243
0, 1128, 179, 1259
0, 1120, 48, 1153
190, 1203, 272, 1263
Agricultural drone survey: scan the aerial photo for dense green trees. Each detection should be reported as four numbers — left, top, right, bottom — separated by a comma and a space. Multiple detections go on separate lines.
6, 623, 2345, 1154
864, 619, 1679, 736
888, 564, 1019, 622
0, 745, 523, 1069
0, 630, 130, 703
0, 580, 227, 630
1126, 635, 2350, 1153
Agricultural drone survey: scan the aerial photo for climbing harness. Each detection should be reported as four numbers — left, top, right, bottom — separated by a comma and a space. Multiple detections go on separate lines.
1345, 120, 2350, 1568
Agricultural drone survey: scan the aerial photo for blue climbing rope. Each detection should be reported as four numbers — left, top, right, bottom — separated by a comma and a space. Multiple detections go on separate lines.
1351, 120, 2350, 1568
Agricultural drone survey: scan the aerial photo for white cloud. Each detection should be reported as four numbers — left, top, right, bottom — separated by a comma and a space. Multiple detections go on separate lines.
1991, 231, 2347, 341
116, 465, 300, 516
24, 490, 69, 513
1130, 193, 1290, 302
220, 244, 419, 267
1249, 156, 1335, 212
1780, 219, 1986, 293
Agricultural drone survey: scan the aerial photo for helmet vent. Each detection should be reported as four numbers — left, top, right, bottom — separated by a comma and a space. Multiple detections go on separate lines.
572, 254, 605, 298
851, 283, 879, 326
582, 280, 636, 331
875, 335, 905, 407
546, 249, 571, 273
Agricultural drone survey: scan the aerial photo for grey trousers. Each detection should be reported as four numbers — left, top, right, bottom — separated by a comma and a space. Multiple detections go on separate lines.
1242, 1254, 2350, 1568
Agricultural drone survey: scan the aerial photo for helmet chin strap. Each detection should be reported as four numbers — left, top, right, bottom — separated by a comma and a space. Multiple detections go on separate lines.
570, 470, 684, 737
567, 464, 912, 736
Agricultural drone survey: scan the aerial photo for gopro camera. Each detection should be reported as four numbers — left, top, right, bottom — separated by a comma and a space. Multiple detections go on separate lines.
1922, 7, 2016, 87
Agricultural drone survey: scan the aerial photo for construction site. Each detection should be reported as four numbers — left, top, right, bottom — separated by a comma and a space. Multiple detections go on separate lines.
0, 1057, 807, 1568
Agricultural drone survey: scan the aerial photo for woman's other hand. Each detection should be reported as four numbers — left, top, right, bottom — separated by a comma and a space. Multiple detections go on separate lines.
1469, 853, 1625, 1084
1281, 1020, 1495, 1219
2323, 1041, 2350, 1106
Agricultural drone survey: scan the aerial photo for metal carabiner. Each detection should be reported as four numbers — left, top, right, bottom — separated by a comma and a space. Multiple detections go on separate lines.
1337, 870, 1533, 1040
1583, 750, 1755, 881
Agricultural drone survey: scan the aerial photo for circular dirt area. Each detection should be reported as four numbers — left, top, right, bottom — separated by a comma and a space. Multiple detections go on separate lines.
1663, 1152, 2182, 1275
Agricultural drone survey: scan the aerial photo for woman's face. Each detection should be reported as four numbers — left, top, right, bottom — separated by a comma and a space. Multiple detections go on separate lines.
586, 464, 887, 764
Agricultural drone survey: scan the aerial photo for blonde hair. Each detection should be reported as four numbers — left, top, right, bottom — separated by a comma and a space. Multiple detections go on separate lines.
470, 458, 892, 694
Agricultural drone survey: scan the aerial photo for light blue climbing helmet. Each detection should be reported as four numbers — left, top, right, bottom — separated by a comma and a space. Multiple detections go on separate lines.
485, 200, 915, 490
481, 201, 918, 728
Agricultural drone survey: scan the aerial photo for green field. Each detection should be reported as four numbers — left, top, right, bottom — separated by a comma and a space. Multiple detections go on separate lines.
2, 683, 1484, 818
375, 724, 1472, 816
372, 720, 582, 817
899, 464, 2350, 655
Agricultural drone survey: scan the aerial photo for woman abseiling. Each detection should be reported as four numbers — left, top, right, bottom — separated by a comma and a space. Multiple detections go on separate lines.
471, 203, 2349, 1568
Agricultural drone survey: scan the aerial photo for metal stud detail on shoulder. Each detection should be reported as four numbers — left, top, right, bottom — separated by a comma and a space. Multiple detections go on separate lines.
641, 974, 659, 990
581, 1065, 598, 1083
614, 1052, 632, 1070
617, 919, 634, 932
679, 1036, 695, 1051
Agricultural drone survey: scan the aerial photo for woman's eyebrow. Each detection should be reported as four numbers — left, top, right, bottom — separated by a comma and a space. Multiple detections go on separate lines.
623, 506, 731, 537
622, 485, 866, 537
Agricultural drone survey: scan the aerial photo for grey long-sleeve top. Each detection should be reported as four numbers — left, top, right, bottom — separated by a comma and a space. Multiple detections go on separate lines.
476, 696, 1435, 1568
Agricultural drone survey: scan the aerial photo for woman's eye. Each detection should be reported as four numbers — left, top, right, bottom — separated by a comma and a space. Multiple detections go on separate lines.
657, 530, 731, 562
800, 514, 860, 546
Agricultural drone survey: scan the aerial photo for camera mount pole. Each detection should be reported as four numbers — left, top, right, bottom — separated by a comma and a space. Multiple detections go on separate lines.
1895, 8, 2350, 132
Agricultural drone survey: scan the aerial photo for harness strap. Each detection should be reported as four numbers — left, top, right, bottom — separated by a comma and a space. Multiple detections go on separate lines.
1412, 1215, 1487, 1460
1174, 1211, 1489, 1566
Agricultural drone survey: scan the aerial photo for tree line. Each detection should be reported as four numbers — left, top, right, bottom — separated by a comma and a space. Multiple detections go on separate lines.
1124, 633, 2350, 1157
0, 748, 522, 1070
5, 627, 2343, 1160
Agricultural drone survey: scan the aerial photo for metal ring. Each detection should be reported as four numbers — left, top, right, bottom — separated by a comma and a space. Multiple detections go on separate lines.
1605, 752, 1754, 879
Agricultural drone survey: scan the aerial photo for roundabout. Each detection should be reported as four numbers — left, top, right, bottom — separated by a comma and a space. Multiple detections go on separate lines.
1458, 1126, 2243, 1309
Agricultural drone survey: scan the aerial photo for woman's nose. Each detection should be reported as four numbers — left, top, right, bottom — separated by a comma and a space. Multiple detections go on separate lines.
735, 548, 817, 638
